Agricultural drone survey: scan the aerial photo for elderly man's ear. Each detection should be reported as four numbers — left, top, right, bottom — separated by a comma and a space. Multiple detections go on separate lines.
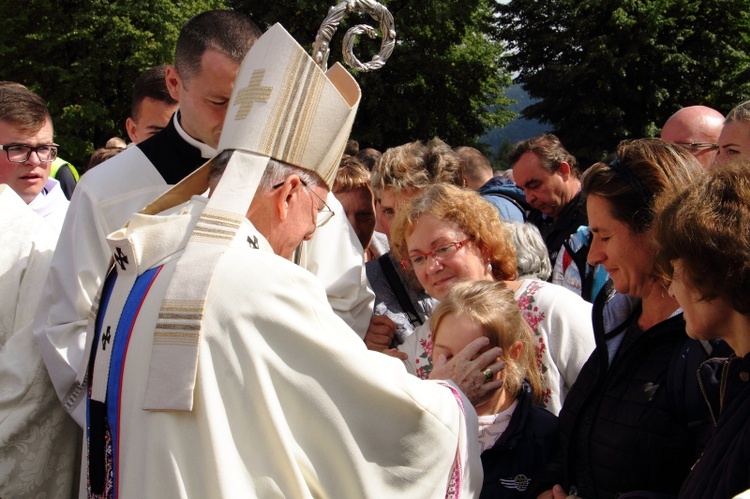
272, 175, 306, 222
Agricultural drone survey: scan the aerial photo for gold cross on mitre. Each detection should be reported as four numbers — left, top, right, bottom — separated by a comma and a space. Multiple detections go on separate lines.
233, 69, 273, 120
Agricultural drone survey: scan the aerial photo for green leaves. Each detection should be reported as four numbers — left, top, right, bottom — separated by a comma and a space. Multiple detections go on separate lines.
496, 0, 750, 167
1, 0, 511, 164
231, 0, 513, 150
0, 0, 227, 166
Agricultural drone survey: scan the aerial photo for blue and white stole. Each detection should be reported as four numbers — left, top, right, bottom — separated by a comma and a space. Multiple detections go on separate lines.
86, 265, 163, 498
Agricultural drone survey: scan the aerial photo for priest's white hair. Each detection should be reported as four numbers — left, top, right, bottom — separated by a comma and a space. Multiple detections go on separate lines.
208, 149, 325, 193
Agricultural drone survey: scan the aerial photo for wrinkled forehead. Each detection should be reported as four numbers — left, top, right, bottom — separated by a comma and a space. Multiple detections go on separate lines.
514, 154, 556, 185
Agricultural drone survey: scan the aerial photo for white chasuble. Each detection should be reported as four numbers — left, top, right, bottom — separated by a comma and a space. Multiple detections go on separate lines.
35, 127, 374, 428
84, 197, 481, 498
0, 185, 79, 498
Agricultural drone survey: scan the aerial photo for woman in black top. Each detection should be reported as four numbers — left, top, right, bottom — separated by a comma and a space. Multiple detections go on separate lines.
533, 139, 716, 499
655, 160, 750, 499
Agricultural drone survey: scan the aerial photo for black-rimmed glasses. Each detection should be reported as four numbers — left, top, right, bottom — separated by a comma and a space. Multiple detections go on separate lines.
0, 143, 59, 163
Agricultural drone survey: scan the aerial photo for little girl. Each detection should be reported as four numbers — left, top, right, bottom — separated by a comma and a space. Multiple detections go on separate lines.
431, 280, 558, 498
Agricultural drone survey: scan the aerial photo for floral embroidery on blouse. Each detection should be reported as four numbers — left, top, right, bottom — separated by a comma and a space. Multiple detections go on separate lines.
415, 333, 434, 380
515, 280, 551, 407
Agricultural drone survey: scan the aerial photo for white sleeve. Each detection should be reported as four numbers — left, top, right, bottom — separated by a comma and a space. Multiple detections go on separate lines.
296, 192, 374, 338
1, 207, 56, 410
0, 210, 79, 497
34, 150, 169, 427
542, 284, 595, 391
32, 180, 112, 427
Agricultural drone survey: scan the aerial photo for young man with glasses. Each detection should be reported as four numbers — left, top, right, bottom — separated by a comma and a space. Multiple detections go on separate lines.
0, 84, 69, 232
0, 84, 80, 497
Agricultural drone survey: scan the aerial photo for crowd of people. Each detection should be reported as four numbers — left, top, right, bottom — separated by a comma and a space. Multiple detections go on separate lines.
1, 7, 749, 499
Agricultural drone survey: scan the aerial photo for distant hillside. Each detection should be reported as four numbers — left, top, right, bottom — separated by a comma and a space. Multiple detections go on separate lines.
480, 83, 550, 163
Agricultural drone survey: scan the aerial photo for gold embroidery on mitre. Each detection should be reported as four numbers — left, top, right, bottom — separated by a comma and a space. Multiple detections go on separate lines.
260, 50, 305, 157
283, 57, 324, 166
233, 69, 273, 121
259, 49, 326, 170
278, 53, 313, 162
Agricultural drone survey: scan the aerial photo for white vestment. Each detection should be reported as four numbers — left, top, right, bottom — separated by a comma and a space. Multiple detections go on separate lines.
296, 192, 374, 338
34, 114, 374, 427
0, 185, 79, 498
84, 196, 480, 498
28, 176, 69, 233
33, 140, 182, 428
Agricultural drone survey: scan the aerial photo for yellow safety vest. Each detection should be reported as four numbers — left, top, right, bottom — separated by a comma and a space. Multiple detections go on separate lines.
51, 157, 80, 181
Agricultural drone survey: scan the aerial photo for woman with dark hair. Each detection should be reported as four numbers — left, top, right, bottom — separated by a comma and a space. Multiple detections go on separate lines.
654, 160, 750, 498
533, 139, 717, 499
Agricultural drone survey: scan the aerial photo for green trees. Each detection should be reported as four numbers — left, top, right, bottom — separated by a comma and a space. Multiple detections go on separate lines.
496, 0, 750, 166
5, 1, 748, 169
230, 0, 514, 150
0, 1, 511, 164
0, 0, 227, 165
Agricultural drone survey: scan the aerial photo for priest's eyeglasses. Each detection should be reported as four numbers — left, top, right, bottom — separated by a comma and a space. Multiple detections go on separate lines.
674, 142, 718, 150
273, 179, 334, 227
401, 238, 472, 270
0, 143, 59, 163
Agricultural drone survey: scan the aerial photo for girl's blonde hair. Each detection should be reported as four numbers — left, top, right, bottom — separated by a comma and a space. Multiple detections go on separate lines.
431, 280, 543, 404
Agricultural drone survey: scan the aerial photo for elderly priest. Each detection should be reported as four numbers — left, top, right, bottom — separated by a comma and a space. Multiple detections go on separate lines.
82, 21, 496, 498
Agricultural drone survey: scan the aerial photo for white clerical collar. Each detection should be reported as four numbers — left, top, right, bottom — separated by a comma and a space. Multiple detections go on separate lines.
173, 111, 218, 159
30, 177, 59, 201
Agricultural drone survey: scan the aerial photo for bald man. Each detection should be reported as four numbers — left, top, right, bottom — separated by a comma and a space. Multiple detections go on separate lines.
660, 105, 724, 167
